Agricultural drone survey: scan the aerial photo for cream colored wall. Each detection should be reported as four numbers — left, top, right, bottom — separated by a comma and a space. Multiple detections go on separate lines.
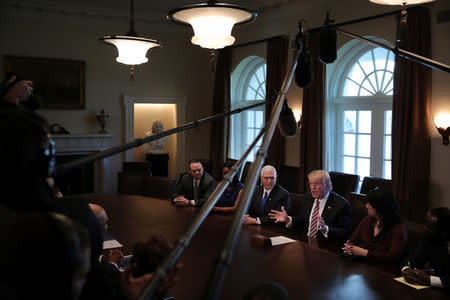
0, 6, 214, 193
133, 103, 177, 177
233, 0, 450, 209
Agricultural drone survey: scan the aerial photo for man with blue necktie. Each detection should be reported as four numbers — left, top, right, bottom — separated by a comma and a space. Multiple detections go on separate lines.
243, 165, 290, 225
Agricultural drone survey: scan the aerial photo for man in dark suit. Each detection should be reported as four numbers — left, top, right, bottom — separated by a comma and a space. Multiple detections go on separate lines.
269, 170, 352, 244
402, 207, 449, 289
243, 165, 290, 225
171, 159, 217, 207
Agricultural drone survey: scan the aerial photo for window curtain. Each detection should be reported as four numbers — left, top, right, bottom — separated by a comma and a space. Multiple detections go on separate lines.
265, 36, 289, 171
209, 48, 231, 178
298, 30, 325, 194
392, 6, 431, 222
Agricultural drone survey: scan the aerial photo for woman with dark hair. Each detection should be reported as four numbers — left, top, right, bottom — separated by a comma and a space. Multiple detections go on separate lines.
213, 163, 244, 213
342, 187, 407, 263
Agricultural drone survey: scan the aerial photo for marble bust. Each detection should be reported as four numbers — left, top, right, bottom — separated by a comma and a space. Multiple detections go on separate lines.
146, 120, 168, 154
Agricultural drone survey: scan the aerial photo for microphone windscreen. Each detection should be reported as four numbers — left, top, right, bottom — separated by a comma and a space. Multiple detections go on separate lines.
278, 101, 298, 137
295, 49, 313, 88
319, 26, 337, 64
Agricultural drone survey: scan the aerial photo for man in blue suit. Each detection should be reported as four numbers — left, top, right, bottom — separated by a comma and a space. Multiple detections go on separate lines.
244, 165, 290, 225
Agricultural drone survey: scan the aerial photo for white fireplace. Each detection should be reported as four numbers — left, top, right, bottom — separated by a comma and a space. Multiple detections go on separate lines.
52, 134, 112, 193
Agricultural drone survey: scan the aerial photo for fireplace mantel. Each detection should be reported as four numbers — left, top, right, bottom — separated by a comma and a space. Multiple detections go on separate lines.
52, 134, 113, 154
52, 134, 113, 193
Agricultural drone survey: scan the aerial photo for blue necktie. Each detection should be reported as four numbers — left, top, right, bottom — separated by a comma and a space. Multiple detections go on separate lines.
261, 191, 268, 216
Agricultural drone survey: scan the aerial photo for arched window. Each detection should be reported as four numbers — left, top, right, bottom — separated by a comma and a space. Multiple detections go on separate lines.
326, 38, 394, 188
229, 56, 266, 161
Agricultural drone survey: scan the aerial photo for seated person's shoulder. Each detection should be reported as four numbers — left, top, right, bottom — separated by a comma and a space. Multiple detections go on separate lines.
331, 192, 351, 207
392, 221, 407, 234
277, 184, 289, 195
204, 172, 216, 183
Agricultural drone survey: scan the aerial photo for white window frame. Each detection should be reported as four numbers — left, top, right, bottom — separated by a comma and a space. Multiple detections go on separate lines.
229, 56, 266, 161
326, 37, 394, 184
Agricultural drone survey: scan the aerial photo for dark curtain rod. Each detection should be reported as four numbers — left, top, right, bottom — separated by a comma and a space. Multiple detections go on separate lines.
231, 6, 413, 48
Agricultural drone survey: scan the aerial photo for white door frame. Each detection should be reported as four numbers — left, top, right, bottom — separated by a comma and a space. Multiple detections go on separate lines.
123, 95, 187, 175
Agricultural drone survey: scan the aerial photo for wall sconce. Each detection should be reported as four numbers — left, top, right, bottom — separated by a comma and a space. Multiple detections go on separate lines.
434, 113, 450, 145
293, 110, 303, 129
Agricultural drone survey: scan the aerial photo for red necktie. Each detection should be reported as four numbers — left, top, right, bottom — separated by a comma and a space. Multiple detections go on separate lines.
309, 199, 320, 238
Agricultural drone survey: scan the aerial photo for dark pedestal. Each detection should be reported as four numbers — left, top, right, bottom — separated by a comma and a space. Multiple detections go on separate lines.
146, 153, 169, 176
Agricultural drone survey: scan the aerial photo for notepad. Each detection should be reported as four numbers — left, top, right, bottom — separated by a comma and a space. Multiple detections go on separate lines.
269, 236, 296, 246
103, 239, 123, 250
394, 277, 430, 289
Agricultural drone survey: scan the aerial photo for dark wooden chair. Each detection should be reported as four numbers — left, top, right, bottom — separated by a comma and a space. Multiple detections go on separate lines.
117, 172, 145, 195
329, 171, 360, 199
197, 159, 213, 176
405, 221, 427, 257
289, 192, 304, 215
278, 164, 300, 194
117, 172, 175, 200
122, 162, 151, 175
240, 161, 253, 185
347, 192, 368, 232
142, 176, 176, 200
360, 176, 392, 194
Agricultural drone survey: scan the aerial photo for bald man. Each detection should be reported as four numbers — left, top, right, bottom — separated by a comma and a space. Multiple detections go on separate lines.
88, 203, 108, 236
88, 203, 123, 268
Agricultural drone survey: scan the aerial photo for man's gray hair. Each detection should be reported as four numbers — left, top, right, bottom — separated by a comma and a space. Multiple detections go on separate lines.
261, 165, 277, 177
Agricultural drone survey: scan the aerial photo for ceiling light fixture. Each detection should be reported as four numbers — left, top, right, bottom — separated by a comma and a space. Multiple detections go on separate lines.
100, 0, 162, 80
167, 0, 257, 50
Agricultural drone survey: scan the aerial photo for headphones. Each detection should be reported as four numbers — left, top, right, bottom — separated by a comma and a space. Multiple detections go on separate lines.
41, 134, 56, 177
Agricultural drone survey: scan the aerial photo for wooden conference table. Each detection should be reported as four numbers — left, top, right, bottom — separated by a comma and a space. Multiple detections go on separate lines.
80, 193, 448, 300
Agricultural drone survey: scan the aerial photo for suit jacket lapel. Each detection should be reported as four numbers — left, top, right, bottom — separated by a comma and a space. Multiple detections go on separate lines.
254, 186, 263, 216
264, 185, 277, 213
322, 193, 334, 222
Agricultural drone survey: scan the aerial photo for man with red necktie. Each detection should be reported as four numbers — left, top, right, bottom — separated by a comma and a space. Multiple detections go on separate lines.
269, 170, 352, 244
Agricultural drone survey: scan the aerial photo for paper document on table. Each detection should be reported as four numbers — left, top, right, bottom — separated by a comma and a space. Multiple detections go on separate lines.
394, 277, 430, 289
103, 239, 123, 250
269, 236, 296, 246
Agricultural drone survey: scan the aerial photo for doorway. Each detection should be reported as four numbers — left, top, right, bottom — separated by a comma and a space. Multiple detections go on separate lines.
123, 95, 186, 177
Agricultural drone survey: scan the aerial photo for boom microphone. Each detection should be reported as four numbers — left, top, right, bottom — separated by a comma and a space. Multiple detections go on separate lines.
294, 21, 313, 88
319, 11, 337, 64
278, 99, 298, 137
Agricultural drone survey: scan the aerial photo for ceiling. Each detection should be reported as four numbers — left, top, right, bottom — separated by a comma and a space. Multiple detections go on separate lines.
1, 0, 327, 24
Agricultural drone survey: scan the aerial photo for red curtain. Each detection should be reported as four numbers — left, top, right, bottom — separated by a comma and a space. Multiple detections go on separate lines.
265, 36, 289, 171
209, 48, 231, 178
392, 6, 431, 222
298, 30, 325, 194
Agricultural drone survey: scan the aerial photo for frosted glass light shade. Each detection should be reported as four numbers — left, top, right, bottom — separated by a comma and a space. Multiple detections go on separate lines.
168, 3, 256, 49
100, 36, 162, 65
435, 113, 450, 129
369, 0, 434, 5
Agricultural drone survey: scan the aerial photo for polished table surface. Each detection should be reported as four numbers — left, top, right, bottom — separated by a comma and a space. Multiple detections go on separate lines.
79, 193, 449, 300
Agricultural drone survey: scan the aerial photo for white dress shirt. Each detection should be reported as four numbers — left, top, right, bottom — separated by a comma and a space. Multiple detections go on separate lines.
286, 192, 330, 238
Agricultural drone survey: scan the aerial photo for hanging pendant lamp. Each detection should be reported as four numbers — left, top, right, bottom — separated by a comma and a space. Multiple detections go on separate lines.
100, 0, 162, 79
167, 0, 257, 50
369, 0, 434, 4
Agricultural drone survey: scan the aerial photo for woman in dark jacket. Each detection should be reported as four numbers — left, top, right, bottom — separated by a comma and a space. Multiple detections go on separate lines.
342, 187, 407, 263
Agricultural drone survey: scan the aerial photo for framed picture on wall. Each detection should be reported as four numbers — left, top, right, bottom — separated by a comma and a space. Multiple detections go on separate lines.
4, 55, 85, 109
